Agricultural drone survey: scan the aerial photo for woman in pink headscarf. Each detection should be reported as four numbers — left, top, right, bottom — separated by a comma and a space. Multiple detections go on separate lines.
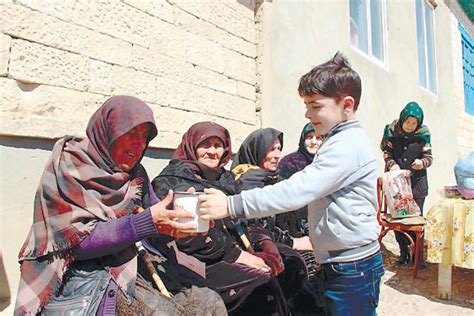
150, 122, 288, 315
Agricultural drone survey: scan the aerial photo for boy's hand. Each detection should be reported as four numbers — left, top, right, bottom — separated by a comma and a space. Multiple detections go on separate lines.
198, 188, 229, 220
411, 159, 424, 170
292, 236, 313, 251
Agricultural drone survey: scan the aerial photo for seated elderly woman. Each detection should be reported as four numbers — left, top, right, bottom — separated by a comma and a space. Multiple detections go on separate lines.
230, 128, 308, 308
150, 121, 288, 315
14, 96, 226, 315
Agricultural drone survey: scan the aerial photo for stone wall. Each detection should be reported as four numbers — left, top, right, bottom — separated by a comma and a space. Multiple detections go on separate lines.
0, 0, 258, 148
0, 1, 258, 313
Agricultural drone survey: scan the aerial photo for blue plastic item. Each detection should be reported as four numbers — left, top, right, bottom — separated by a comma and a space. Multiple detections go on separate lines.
454, 151, 474, 200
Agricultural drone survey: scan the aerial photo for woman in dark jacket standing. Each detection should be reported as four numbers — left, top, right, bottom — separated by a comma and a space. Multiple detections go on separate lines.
231, 128, 308, 308
150, 122, 285, 315
14, 96, 224, 315
381, 101, 433, 264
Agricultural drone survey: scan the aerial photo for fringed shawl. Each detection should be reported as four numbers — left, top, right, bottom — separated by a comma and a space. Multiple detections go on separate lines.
15, 96, 157, 315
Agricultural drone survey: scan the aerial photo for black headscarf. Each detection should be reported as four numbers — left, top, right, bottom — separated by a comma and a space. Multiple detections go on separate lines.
231, 128, 283, 169
231, 128, 283, 191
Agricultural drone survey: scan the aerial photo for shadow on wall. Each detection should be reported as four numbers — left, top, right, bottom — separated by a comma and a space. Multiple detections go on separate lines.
0, 251, 11, 311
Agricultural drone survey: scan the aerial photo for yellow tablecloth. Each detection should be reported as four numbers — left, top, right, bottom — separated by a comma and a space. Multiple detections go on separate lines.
426, 197, 474, 269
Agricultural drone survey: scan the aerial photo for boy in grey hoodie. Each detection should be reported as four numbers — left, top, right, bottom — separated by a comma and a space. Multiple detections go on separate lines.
199, 52, 383, 315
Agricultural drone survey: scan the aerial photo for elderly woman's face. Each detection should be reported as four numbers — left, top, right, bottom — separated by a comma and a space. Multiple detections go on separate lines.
195, 136, 224, 169
402, 116, 418, 134
305, 131, 323, 154
110, 123, 149, 172
261, 139, 282, 172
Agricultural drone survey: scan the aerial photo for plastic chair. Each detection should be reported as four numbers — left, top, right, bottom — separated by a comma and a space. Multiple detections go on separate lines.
376, 177, 426, 278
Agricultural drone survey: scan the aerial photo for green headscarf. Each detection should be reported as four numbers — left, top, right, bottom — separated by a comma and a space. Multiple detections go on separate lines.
399, 101, 424, 127
298, 122, 316, 157
381, 101, 431, 148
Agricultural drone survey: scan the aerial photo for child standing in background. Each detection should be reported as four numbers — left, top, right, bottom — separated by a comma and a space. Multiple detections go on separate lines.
380, 101, 433, 264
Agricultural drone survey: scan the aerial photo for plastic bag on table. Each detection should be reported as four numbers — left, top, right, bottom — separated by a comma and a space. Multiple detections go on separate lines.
382, 169, 421, 218
454, 151, 474, 200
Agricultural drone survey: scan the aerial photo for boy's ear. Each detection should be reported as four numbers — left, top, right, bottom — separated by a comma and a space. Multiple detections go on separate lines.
342, 96, 355, 113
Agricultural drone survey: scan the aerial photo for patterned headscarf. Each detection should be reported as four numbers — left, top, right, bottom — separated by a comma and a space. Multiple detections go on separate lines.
382, 101, 431, 146
172, 121, 232, 180
15, 96, 157, 315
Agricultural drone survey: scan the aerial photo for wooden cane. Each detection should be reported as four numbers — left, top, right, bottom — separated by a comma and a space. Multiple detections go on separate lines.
234, 222, 255, 253
134, 206, 171, 298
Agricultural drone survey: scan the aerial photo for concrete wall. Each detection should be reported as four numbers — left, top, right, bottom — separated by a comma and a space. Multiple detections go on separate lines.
0, 1, 257, 313
450, 15, 474, 158
258, 0, 473, 211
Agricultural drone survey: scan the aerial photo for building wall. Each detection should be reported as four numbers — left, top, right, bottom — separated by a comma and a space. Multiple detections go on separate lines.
0, 1, 257, 312
451, 16, 474, 157
259, 0, 472, 211
1, 0, 472, 313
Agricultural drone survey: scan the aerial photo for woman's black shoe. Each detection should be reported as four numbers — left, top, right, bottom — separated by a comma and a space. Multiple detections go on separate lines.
397, 250, 410, 265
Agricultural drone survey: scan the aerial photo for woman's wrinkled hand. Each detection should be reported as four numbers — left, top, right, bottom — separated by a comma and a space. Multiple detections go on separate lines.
390, 164, 400, 171
411, 159, 424, 170
254, 252, 284, 276
257, 240, 284, 276
235, 250, 272, 274
150, 190, 197, 238
292, 236, 313, 251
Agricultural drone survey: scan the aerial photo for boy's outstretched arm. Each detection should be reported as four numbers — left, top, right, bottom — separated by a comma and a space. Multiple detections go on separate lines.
199, 188, 229, 220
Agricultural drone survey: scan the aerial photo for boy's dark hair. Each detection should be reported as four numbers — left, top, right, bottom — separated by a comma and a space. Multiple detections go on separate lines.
298, 51, 362, 110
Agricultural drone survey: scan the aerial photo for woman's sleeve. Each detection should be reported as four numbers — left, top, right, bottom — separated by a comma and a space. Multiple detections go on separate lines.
74, 182, 159, 260
247, 219, 273, 245
381, 138, 397, 170
277, 156, 297, 180
421, 142, 433, 168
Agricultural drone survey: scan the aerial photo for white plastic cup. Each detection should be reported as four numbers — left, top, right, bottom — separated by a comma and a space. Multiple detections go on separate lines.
173, 191, 209, 233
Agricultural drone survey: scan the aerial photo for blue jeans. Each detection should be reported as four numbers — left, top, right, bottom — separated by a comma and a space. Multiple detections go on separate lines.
312, 250, 384, 316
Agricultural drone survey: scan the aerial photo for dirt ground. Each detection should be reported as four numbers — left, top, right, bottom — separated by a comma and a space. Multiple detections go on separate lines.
377, 231, 474, 315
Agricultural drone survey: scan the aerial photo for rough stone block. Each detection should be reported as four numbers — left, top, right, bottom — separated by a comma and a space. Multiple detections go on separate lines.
223, 49, 256, 84
172, 2, 255, 43
9, 40, 89, 90
0, 33, 10, 76
132, 45, 239, 97
122, 0, 174, 23
17, 0, 160, 48
149, 104, 256, 149
222, 1, 255, 20
0, 76, 256, 150
236, 81, 255, 101
173, 6, 256, 58
88, 59, 115, 94
0, 4, 132, 66
0, 77, 103, 138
